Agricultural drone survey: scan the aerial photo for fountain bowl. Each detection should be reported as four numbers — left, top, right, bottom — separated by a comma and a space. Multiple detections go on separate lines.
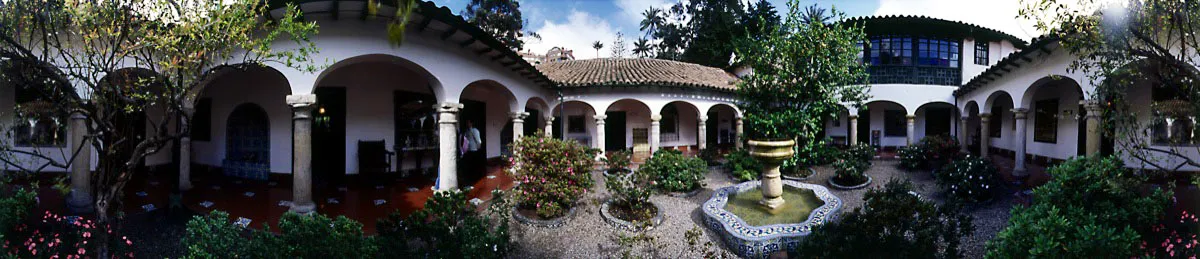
702, 179, 842, 258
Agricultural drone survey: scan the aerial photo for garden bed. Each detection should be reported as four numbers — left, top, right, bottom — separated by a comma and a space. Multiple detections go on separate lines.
513, 206, 578, 228
828, 175, 872, 190
599, 200, 664, 231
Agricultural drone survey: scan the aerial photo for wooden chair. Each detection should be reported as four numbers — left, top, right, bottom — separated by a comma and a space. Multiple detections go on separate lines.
358, 140, 395, 178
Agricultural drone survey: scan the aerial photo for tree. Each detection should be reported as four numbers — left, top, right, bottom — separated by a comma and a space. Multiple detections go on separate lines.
800, 4, 833, 24
681, 0, 747, 67
0, 0, 318, 255
611, 32, 629, 58
633, 38, 653, 58
639, 7, 664, 39
592, 41, 604, 58
1019, 0, 1200, 172
463, 0, 538, 51
735, 0, 869, 142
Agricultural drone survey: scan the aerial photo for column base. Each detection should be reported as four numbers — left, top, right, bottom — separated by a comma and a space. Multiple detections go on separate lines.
759, 196, 785, 210
1012, 167, 1028, 178
66, 191, 94, 214
289, 202, 316, 214
180, 180, 193, 191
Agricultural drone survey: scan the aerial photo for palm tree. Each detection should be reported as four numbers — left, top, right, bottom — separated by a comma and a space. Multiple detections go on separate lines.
639, 7, 663, 38
592, 41, 604, 58
633, 38, 652, 58
801, 4, 832, 24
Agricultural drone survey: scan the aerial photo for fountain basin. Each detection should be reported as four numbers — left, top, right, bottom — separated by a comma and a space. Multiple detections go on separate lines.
702, 180, 842, 258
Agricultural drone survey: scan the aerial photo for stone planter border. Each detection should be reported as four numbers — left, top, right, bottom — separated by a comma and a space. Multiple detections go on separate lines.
602, 169, 634, 178
666, 187, 703, 198
599, 200, 665, 231
513, 205, 577, 228
828, 175, 873, 190
781, 168, 818, 181
702, 179, 843, 258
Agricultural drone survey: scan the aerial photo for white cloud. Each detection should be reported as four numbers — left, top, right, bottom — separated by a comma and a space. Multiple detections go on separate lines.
614, 0, 676, 29
873, 0, 1041, 40
524, 10, 622, 59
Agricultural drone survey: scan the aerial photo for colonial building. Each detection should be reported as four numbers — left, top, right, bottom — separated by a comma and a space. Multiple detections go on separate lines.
1, 1, 1195, 215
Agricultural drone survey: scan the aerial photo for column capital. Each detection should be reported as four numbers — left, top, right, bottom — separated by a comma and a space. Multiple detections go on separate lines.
651, 114, 662, 121
960, 116, 970, 121
1081, 100, 1103, 118
699, 115, 708, 122
286, 94, 317, 108
509, 111, 529, 120
980, 113, 991, 118
70, 109, 88, 120
848, 114, 859, 119
1012, 108, 1029, 119
593, 114, 607, 121
545, 115, 556, 122
435, 102, 464, 113
905, 114, 916, 120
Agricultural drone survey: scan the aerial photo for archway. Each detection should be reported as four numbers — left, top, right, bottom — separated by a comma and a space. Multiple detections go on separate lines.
660, 101, 701, 153
195, 65, 292, 176
605, 99, 653, 155
1020, 76, 1084, 160
312, 54, 442, 187
550, 100, 598, 146
984, 91, 1015, 154
223, 103, 270, 180
914, 102, 958, 141
524, 97, 551, 136
459, 80, 518, 186
963, 101, 981, 154
707, 104, 739, 149
860, 100, 908, 148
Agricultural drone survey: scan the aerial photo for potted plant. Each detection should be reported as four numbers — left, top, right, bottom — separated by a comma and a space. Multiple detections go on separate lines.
829, 143, 873, 189
734, 11, 870, 208
507, 134, 597, 228
602, 150, 633, 178
640, 149, 707, 197
601, 169, 662, 231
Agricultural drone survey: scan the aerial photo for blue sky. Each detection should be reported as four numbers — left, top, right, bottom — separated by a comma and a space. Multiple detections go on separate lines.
430, 0, 1042, 59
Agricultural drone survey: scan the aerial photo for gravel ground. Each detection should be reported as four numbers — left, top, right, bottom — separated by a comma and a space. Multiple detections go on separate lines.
509, 159, 1019, 258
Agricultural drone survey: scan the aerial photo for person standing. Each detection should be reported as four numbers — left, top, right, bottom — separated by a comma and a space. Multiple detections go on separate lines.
459, 120, 483, 184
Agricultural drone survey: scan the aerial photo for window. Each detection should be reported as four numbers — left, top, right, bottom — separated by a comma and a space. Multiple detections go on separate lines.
1033, 99, 1058, 143
191, 98, 212, 141
989, 106, 1003, 138
661, 105, 678, 134
856, 41, 866, 64
12, 87, 66, 147
917, 38, 959, 67
832, 115, 841, 127
567, 115, 586, 133
974, 41, 989, 65
870, 36, 912, 65
884, 110, 906, 137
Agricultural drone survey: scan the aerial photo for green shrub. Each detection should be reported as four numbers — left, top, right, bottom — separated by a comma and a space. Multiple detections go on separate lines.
697, 148, 720, 165
897, 145, 925, 170
603, 150, 633, 174
183, 211, 376, 259
985, 156, 1171, 258
723, 149, 761, 182
781, 140, 836, 178
376, 190, 511, 258
831, 144, 873, 186
641, 149, 707, 192
0, 176, 36, 242
792, 179, 973, 258
934, 155, 998, 203
605, 168, 657, 221
899, 135, 962, 170
509, 134, 597, 218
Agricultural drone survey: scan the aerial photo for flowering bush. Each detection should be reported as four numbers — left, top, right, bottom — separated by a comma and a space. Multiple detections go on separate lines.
697, 148, 721, 165
934, 156, 997, 203
605, 169, 657, 221
508, 134, 597, 218
376, 190, 511, 258
986, 156, 1170, 258
723, 148, 761, 182
0, 177, 36, 243
4, 211, 134, 258
832, 144, 873, 186
781, 140, 836, 178
603, 150, 632, 175
641, 149, 707, 193
183, 211, 377, 258
899, 135, 961, 170
1142, 210, 1200, 258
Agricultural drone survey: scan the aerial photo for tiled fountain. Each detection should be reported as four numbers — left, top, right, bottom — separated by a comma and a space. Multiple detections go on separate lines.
702, 179, 842, 258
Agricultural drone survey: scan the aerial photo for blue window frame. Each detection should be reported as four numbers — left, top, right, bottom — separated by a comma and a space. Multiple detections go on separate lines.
917, 38, 959, 67
870, 36, 912, 66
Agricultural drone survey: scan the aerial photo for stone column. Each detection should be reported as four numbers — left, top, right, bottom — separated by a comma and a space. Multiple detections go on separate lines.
436, 102, 463, 191
698, 115, 708, 150
510, 112, 527, 140
179, 107, 195, 191
286, 94, 316, 214
650, 114, 662, 154
959, 116, 969, 153
735, 116, 744, 149
849, 115, 859, 145
905, 115, 916, 145
980, 113, 991, 158
67, 111, 93, 213
1083, 101, 1103, 156
544, 115, 555, 137
1012, 108, 1029, 177
594, 114, 607, 159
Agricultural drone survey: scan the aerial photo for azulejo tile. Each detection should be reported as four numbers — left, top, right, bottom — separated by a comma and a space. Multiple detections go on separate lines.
702, 180, 843, 258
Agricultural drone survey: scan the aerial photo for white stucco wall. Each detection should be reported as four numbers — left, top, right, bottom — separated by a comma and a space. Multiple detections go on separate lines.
556, 88, 739, 150
193, 68, 294, 174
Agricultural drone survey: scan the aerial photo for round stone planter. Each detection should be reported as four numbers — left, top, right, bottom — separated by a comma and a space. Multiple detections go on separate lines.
513, 205, 578, 228
600, 200, 664, 231
781, 168, 818, 181
602, 169, 634, 178
702, 180, 843, 258
828, 175, 873, 190
666, 187, 703, 198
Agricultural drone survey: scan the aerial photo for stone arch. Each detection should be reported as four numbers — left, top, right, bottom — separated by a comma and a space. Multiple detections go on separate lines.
461, 79, 520, 112
1020, 75, 1083, 109
313, 54, 445, 101
983, 90, 1015, 113
189, 64, 292, 107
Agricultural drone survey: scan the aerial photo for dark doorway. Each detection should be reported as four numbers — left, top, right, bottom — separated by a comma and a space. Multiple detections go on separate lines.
858, 110, 871, 145
459, 99, 487, 187
605, 111, 627, 151
224, 103, 271, 180
393, 90, 435, 176
313, 87, 346, 188
524, 109, 541, 136
925, 107, 952, 137
706, 111, 719, 146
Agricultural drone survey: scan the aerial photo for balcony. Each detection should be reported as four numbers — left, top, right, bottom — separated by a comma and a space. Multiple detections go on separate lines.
868, 65, 961, 86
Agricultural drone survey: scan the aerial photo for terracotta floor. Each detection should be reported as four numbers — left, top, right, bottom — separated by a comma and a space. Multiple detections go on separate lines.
18, 164, 514, 235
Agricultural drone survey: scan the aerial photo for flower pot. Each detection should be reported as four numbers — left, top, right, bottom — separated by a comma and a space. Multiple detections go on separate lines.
828, 175, 873, 190
513, 205, 578, 228
600, 200, 664, 231
781, 168, 818, 181
748, 139, 796, 209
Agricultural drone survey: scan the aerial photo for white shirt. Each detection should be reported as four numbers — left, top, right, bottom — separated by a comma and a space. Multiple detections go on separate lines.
466, 127, 482, 152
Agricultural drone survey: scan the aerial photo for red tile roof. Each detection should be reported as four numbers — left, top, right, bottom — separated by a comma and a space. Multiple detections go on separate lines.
537, 58, 739, 91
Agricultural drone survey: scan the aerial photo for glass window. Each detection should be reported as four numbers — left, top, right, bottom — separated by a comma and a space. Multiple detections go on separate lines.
869, 36, 912, 66
1033, 99, 1058, 143
12, 86, 66, 147
661, 105, 678, 134
974, 41, 989, 65
917, 38, 959, 67
884, 110, 906, 137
